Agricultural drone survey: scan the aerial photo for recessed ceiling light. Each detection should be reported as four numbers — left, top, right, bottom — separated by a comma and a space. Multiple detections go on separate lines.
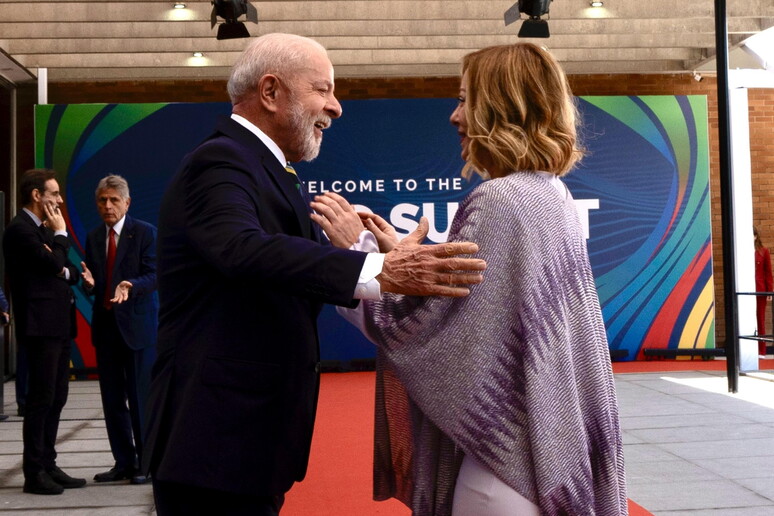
590, 1, 603, 6
174, 2, 186, 8
192, 51, 203, 58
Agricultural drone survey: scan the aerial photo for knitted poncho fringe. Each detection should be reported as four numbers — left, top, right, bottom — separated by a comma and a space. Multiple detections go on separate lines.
360, 172, 628, 515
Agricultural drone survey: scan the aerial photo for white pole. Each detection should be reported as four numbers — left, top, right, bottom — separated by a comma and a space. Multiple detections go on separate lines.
9, 87, 16, 213
37, 67, 47, 104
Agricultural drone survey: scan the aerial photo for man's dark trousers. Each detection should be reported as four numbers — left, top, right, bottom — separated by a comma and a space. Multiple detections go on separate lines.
22, 335, 71, 477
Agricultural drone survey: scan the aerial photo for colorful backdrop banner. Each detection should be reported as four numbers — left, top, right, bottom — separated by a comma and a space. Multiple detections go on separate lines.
34, 96, 712, 367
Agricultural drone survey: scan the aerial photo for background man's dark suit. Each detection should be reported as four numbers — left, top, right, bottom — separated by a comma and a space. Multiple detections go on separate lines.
2, 210, 78, 479
143, 116, 367, 496
84, 215, 158, 474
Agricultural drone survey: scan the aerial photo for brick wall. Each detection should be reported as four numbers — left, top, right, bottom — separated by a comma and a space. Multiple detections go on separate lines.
37, 75, 774, 344
750, 89, 774, 341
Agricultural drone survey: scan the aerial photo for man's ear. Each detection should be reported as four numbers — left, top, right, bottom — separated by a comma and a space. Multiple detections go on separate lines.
257, 74, 281, 113
31, 188, 42, 203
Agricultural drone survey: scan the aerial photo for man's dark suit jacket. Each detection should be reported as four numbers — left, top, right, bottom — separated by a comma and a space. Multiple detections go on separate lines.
84, 215, 158, 351
143, 116, 368, 496
2, 210, 77, 340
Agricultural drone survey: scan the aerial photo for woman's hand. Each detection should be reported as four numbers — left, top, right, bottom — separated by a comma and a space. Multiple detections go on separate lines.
310, 192, 364, 248
359, 212, 399, 253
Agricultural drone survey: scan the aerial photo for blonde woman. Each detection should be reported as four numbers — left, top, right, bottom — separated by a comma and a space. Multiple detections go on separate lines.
315, 43, 627, 515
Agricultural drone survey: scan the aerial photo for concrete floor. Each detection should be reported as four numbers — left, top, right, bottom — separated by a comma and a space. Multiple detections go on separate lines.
2, 369, 774, 515
0, 380, 153, 515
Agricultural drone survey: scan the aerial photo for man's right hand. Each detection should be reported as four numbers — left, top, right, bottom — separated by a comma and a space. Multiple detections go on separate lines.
378, 217, 486, 297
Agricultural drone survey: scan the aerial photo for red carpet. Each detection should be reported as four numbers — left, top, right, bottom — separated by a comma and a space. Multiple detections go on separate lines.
283, 372, 409, 515
283, 370, 659, 515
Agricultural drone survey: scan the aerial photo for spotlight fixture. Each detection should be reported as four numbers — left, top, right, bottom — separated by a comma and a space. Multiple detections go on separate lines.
193, 51, 204, 58
590, 1, 603, 7
173, 2, 186, 8
504, 0, 552, 39
211, 0, 258, 40
693, 72, 703, 82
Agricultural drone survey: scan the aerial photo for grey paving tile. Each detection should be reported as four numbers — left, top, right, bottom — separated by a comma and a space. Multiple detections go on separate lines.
56, 439, 112, 453
657, 508, 774, 515
736, 476, 774, 501
57, 428, 111, 441
728, 409, 774, 424
659, 437, 774, 460
625, 459, 722, 485
59, 409, 107, 420
629, 378, 725, 395
626, 479, 770, 511
694, 455, 774, 480
0, 442, 23, 454
0, 429, 23, 442
57, 419, 106, 429
627, 422, 774, 444
620, 412, 752, 430
618, 398, 716, 418
0, 484, 154, 510
613, 380, 661, 394
0, 455, 23, 470
623, 443, 681, 463
621, 431, 645, 445
677, 392, 768, 410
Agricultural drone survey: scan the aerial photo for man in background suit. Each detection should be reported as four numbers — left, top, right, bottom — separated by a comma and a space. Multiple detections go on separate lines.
0, 286, 8, 421
2, 168, 86, 495
143, 33, 486, 515
81, 175, 157, 485
0, 286, 9, 325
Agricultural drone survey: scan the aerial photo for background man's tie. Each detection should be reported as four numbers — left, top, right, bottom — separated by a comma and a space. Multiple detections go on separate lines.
103, 228, 116, 309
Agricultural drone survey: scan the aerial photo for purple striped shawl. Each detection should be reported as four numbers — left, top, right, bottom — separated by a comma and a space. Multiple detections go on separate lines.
359, 172, 627, 515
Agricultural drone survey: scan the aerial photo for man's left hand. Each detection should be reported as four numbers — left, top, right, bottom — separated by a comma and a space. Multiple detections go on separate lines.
310, 192, 364, 248
111, 281, 132, 304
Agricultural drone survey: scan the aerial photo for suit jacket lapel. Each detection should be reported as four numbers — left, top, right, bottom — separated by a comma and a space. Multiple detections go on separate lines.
216, 117, 315, 241
264, 157, 314, 240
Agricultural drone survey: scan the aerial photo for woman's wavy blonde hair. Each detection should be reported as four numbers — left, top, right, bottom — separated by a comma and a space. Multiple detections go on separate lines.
460, 43, 584, 179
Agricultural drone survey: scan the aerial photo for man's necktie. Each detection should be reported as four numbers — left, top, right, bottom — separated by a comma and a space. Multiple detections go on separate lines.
285, 164, 301, 190
103, 228, 116, 309
287, 163, 315, 201
285, 164, 322, 241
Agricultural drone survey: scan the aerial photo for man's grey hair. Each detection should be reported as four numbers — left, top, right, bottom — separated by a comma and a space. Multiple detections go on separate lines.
95, 175, 130, 200
227, 33, 327, 104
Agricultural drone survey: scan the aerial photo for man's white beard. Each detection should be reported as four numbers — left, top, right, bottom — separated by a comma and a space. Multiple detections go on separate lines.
288, 101, 323, 162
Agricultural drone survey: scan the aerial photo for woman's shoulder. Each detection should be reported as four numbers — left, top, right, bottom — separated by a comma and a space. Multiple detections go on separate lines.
470, 171, 556, 200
